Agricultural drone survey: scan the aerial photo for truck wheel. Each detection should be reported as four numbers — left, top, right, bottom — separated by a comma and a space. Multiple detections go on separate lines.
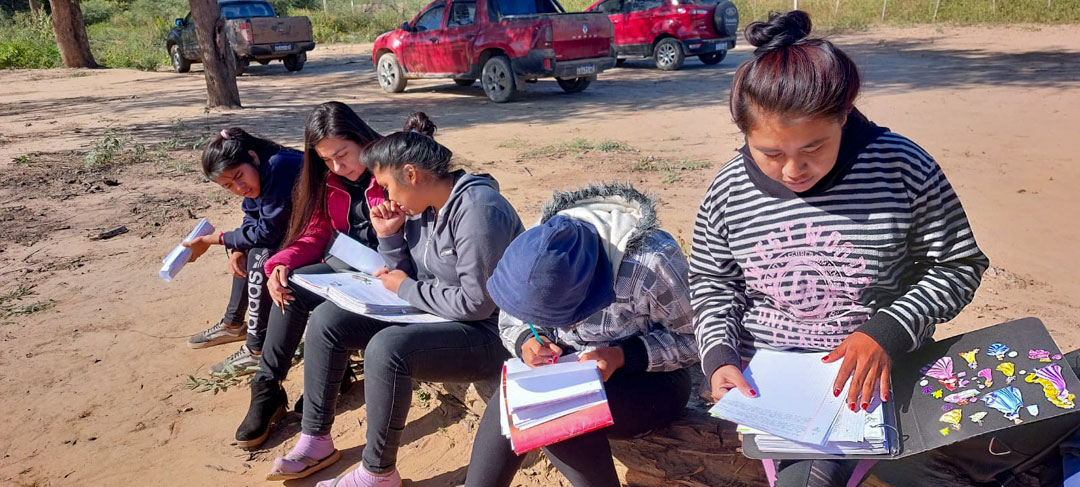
284, 52, 306, 72
481, 55, 516, 103
713, 1, 740, 38
453, 78, 476, 87
653, 38, 684, 71
258, 59, 270, 66
377, 52, 407, 93
556, 76, 592, 93
699, 51, 726, 65
169, 44, 190, 73
234, 54, 248, 76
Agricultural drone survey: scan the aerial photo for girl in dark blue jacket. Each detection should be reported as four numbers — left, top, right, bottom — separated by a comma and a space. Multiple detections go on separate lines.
183, 127, 302, 374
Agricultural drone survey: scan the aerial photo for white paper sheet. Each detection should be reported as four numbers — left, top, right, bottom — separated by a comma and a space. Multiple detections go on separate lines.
159, 218, 215, 281
328, 232, 387, 275
710, 350, 847, 445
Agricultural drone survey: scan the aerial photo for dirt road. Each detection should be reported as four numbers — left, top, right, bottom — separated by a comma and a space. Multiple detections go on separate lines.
1, 25, 1078, 487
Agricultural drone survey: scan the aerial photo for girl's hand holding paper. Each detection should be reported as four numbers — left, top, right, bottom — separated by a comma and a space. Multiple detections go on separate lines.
578, 347, 624, 382
373, 267, 407, 294
181, 234, 215, 262
823, 331, 891, 410
709, 364, 756, 402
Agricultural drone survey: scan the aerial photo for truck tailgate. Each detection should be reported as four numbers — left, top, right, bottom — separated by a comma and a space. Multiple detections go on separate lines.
250, 17, 312, 45
548, 13, 612, 61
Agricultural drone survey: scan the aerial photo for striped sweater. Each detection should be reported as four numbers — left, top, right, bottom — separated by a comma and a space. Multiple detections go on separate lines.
690, 114, 990, 378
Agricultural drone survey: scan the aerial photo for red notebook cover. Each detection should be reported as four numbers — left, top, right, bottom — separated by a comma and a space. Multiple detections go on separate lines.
502, 365, 615, 455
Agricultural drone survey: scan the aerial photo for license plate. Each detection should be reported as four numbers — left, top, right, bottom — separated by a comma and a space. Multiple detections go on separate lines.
576, 64, 596, 75
273, 43, 292, 52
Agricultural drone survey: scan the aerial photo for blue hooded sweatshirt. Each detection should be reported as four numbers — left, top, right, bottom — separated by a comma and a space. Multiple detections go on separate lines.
222, 149, 302, 251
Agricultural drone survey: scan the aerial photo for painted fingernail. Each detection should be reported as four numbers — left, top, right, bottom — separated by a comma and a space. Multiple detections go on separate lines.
833, 388, 841, 397
861, 402, 869, 411
821, 356, 828, 362
749, 389, 757, 397
884, 393, 890, 402
849, 403, 856, 412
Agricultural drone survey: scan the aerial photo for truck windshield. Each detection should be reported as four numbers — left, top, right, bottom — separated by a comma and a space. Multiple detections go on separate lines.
493, 0, 564, 16
220, 1, 276, 19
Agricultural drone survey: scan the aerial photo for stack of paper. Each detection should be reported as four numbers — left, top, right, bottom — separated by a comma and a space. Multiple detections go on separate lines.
499, 355, 614, 454
159, 218, 215, 282
709, 349, 893, 455
289, 233, 447, 324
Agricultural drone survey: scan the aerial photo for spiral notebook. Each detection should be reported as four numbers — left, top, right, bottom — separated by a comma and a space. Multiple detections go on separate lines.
715, 318, 1079, 460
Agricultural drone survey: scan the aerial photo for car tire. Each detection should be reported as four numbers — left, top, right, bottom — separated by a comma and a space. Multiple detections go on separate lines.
653, 38, 684, 71
713, 1, 740, 38
169, 44, 190, 73
234, 53, 248, 76
453, 78, 476, 87
556, 76, 592, 93
481, 55, 517, 103
377, 52, 407, 93
699, 51, 726, 65
284, 52, 306, 72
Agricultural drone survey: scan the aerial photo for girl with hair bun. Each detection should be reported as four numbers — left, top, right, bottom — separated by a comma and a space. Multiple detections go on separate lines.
264, 111, 525, 486
183, 127, 302, 374
691, 10, 990, 486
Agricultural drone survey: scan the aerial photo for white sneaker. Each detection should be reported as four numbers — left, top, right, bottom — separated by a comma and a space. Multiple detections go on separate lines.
188, 320, 246, 349
211, 344, 261, 374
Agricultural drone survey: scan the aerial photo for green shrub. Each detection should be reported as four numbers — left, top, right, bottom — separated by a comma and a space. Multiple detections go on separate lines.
0, 11, 61, 69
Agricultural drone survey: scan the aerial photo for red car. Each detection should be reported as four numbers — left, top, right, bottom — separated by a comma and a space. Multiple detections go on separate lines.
372, 0, 616, 103
586, 0, 739, 70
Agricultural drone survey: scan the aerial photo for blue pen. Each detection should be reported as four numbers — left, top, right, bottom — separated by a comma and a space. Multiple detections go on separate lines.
527, 323, 555, 364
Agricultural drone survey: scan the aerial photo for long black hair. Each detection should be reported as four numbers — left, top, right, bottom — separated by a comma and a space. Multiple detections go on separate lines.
729, 10, 861, 133
361, 112, 454, 183
200, 127, 285, 179
281, 101, 384, 250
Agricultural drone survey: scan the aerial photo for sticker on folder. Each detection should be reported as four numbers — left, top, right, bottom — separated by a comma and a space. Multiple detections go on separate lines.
996, 362, 1016, 384
981, 386, 1024, 424
939, 409, 962, 431
924, 357, 959, 391
959, 349, 979, 369
986, 343, 1010, 360
1029, 349, 1052, 362
1025, 363, 1076, 409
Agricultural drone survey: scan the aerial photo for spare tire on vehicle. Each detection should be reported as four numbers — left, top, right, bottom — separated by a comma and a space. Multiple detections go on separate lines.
712, 1, 739, 38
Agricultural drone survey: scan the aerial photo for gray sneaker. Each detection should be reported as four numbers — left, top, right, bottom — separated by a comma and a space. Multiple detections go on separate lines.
187, 320, 245, 349
211, 344, 261, 375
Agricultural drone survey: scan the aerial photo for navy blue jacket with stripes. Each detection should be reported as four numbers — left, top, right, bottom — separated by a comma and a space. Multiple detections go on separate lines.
690, 111, 990, 378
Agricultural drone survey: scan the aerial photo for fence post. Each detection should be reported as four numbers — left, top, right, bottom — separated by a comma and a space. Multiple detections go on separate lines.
992, 0, 996, 13
933, 0, 941, 21
881, 0, 887, 20
794, 0, 798, 10
835, 0, 841, 14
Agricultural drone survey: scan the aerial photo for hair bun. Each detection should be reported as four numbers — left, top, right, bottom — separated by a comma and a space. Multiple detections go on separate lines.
402, 112, 437, 137
745, 10, 812, 55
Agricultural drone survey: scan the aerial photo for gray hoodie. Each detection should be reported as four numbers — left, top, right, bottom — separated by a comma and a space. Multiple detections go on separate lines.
378, 171, 524, 327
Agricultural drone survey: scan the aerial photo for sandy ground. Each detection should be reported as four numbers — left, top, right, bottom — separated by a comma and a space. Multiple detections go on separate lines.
1, 24, 1078, 487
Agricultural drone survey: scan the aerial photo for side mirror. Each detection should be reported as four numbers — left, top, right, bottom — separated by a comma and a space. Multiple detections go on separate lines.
401, 21, 411, 32
175, 18, 183, 26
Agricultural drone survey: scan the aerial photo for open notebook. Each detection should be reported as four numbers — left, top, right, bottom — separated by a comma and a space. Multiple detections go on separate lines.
712, 318, 1078, 460
499, 354, 614, 454
289, 233, 447, 324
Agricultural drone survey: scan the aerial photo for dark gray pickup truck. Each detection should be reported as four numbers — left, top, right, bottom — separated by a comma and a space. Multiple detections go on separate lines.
167, 0, 315, 74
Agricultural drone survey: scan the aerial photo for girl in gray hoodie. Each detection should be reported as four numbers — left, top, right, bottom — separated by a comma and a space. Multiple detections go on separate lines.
267, 113, 524, 487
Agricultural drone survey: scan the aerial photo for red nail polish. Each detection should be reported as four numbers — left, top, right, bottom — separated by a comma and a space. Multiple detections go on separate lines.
749, 389, 757, 397
861, 402, 869, 411
833, 388, 841, 397
884, 393, 890, 402
849, 403, 856, 412
821, 356, 828, 362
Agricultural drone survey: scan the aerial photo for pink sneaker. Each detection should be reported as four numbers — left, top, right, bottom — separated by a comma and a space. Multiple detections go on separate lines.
316, 465, 401, 487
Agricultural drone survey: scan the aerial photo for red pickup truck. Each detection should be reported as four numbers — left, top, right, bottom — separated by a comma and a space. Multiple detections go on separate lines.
587, 0, 739, 70
372, 0, 616, 103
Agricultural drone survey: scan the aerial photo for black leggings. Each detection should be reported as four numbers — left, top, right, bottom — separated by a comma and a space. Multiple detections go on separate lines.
253, 262, 332, 382
220, 247, 271, 352
464, 367, 692, 487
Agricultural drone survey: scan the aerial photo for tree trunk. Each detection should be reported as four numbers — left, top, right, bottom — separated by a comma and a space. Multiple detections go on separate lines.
188, 0, 241, 108
29, 0, 42, 13
48, 0, 97, 68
